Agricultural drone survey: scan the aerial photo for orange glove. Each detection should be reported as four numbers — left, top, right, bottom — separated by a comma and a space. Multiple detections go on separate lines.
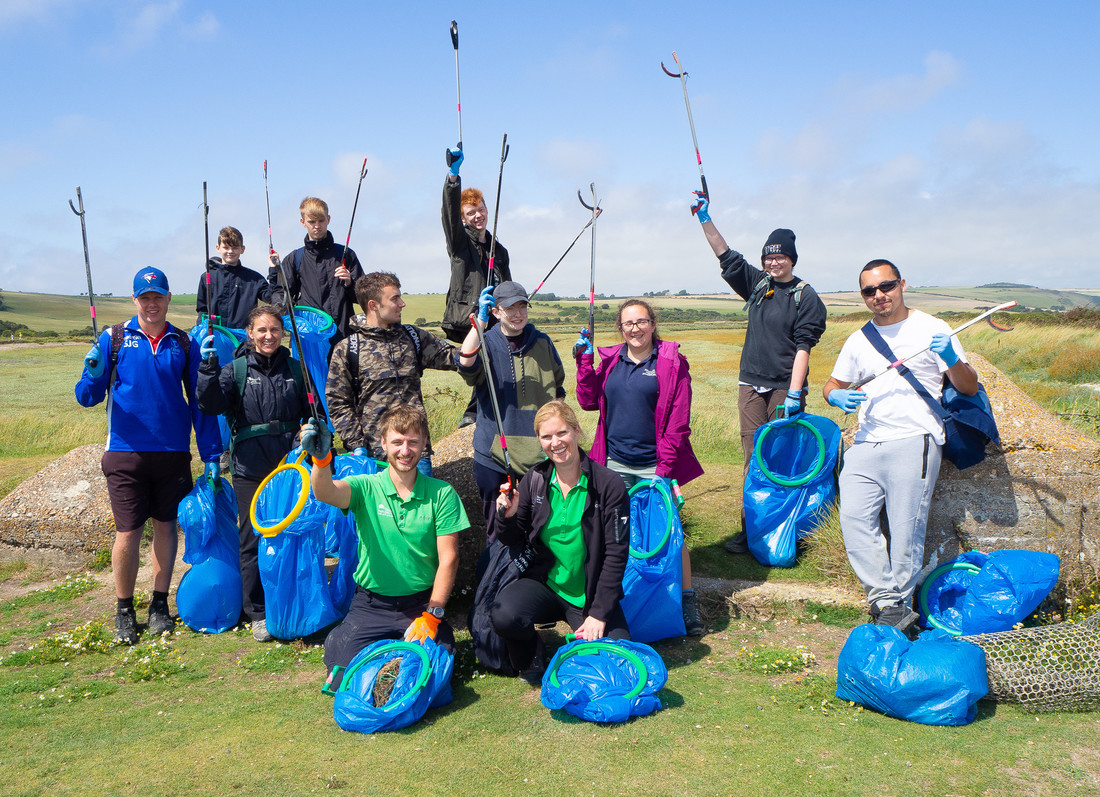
404, 611, 441, 644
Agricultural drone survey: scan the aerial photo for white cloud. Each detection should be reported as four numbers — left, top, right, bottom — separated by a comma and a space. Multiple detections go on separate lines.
0, 0, 84, 31
91, 1, 219, 57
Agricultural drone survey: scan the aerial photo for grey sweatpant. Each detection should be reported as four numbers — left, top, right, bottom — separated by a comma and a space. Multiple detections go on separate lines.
839, 434, 942, 610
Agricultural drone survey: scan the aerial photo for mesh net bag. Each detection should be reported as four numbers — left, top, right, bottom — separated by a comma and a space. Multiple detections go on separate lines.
962, 611, 1100, 712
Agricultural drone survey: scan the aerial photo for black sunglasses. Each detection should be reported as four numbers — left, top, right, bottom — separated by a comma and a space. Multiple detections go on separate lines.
860, 279, 900, 298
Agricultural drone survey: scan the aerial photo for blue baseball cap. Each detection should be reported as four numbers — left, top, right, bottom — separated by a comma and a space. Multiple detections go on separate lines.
133, 266, 170, 296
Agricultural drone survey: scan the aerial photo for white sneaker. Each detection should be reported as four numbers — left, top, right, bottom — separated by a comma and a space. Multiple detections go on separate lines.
252, 618, 274, 642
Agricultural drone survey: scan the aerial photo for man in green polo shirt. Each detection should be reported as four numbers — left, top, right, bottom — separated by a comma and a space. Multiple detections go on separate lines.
305, 404, 469, 690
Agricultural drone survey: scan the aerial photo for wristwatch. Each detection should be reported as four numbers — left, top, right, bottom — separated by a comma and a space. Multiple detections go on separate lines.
426, 606, 445, 620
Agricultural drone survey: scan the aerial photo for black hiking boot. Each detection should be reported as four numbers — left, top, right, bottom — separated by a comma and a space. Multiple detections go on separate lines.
682, 590, 704, 636
115, 607, 139, 646
724, 531, 749, 554
457, 411, 477, 430
147, 601, 174, 636
874, 601, 920, 638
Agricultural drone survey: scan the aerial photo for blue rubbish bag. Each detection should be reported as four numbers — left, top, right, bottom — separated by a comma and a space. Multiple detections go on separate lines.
333, 638, 454, 734
252, 449, 360, 639
920, 549, 1061, 635
191, 321, 244, 453
836, 624, 988, 725
745, 412, 841, 567
620, 478, 686, 643
176, 476, 242, 633
323, 452, 380, 612
283, 306, 337, 431
541, 639, 667, 723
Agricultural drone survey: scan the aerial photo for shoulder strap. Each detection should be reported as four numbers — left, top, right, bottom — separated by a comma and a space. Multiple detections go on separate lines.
347, 332, 361, 400
789, 282, 805, 308
294, 247, 303, 271
860, 322, 946, 420
232, 355, 248, 399
743, 275, 772, 311
404, 324, 422, 359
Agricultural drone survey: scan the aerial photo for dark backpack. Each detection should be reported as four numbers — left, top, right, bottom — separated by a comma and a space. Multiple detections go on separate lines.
344, 325, 422, 399
744, 275, 807, 311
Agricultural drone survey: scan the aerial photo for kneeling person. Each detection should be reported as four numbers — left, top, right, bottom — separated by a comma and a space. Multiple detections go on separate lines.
306, 406, 469, 690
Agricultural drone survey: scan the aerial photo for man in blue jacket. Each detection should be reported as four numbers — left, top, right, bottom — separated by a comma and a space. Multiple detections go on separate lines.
76, 267, 223, 645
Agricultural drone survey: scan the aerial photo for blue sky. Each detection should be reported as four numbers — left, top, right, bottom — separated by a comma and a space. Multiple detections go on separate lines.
3, 1, 1099, 301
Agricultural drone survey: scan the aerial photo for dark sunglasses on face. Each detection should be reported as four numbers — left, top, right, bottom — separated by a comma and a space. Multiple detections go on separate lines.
860, 279, 900, 298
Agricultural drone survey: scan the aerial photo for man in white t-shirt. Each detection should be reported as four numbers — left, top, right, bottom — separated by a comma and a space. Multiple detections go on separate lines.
823, 259, 978, 634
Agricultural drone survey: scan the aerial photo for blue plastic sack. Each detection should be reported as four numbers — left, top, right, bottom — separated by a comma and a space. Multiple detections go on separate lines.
176, 476, 242, 633
333, 638, 454, 734
191, 321, 244, 453
283, 307, 337, 431
324, 452, 380, 612
920, 549, 1060, 635
541, 639, 667, 723
620, 478, 686, 643
745, 412, 841, 567
836, 625, 988, 725
252, 449, 361, 639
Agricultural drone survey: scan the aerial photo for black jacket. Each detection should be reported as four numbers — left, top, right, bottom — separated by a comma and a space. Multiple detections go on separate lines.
719, 248, 827, 390
496, 452, 629, 622
441, 175, 511, 337
268, 231, 364, 337
195, 258, 274, 329
197, 345, 310, 480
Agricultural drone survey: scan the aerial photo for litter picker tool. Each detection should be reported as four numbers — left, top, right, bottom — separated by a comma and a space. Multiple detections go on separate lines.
849, 300, 1017, 390
263, 160, 277, 266
337, 157, 369, 280
446, 20, 463, 165
528, 204, 603, 302
662, 51, 709, 210
68, 187, 98, 344
578, 184, 599, 343
468, 312, 518, 494
486, 133, 509, 286
202, 181, 216, 329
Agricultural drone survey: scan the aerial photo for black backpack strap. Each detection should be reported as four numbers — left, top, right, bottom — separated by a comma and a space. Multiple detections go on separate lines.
743, 275, 772, 311
403, 324, 422, 362
108, 323, 124, 392
346, 332, 361, 402
860, 321, 947, 422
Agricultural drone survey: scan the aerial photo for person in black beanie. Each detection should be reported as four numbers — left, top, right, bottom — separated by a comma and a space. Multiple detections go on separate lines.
691, 193, 827, 554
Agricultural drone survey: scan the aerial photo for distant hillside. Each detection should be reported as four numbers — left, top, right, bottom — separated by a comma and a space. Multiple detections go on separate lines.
2, 284, 1100, 335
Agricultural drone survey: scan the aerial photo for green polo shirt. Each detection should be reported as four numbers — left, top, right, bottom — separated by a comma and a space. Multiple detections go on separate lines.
344, 470, 469, 596
538, 469, 588, 608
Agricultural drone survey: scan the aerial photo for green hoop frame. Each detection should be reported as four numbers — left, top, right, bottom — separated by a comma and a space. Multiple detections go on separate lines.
627, 480, 674, 560
547, 641, 648, 699
338, 641, 432, 710
752, 418, 827, 488
918, 561, 982, 635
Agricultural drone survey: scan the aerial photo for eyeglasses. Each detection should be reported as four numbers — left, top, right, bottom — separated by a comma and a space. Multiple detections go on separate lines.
619, 319, 653, 331
860, 279, 900, 298
763, 256, 790, 266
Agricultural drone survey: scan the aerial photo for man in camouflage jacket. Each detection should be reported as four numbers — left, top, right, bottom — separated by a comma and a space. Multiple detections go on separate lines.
326, 272, 459, 466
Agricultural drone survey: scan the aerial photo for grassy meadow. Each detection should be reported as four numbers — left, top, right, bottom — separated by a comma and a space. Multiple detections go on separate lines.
1, 291, 1099, 795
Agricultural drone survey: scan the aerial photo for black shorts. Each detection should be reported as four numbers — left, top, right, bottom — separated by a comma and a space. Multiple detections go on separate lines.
101, 450, 193, 532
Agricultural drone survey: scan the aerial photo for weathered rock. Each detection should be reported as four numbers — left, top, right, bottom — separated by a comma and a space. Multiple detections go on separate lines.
927, 354, 1100, 584
0, 443, 114, 555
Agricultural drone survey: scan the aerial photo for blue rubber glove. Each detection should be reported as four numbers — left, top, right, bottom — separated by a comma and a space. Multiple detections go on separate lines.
448, 147, 463, 177
783, 388, 804, 417
84, 344, 105, 378
692, 191, 711, 224
201, 334, 217, 362
929, 333, 959, 367
572, 328, 593, 358
827, 388, 868, 413
203, 461, 220, 492
352, 447, 368, 457
300, 418, 332, 461
477, 286, 495, 324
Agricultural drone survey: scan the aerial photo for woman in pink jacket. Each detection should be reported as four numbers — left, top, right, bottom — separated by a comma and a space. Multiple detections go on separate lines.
574, 299, 705, 635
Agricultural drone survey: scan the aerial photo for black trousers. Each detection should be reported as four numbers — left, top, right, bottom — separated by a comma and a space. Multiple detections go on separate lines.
233, 475, 265, 620
323, 587, 456, 689
490, 577, 629, 671
473, 460, 511, 543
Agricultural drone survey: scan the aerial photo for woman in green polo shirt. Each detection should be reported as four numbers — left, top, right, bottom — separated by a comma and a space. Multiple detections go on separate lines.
491, 400, 631, 677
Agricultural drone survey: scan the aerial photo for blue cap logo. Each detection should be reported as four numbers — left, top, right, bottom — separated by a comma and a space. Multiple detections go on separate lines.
133, 267, 170, 296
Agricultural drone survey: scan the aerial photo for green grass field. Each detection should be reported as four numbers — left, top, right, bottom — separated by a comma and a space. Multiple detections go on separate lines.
1, 291, 1099, 795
